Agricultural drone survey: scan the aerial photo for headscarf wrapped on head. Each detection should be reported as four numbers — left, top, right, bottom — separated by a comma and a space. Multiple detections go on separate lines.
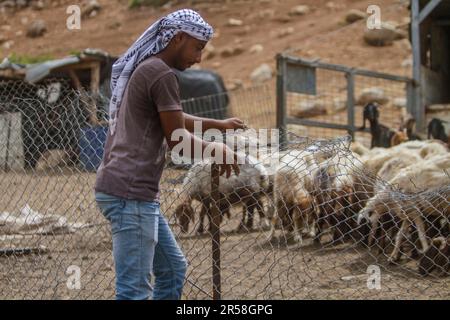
108, 9, 213, 134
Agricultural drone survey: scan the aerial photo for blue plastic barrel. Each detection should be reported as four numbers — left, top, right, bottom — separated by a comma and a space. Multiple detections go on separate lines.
78, 125, 108, 172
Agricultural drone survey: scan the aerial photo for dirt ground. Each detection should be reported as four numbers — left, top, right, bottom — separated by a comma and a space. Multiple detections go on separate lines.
0, 166, 448, 300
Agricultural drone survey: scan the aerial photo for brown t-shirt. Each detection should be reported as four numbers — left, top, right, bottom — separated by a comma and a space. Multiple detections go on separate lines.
95, 57, 182, 201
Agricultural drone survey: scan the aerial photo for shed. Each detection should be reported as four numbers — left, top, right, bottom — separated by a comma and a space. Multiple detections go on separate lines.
410, 0, 450, 130
0, 49, 113, 169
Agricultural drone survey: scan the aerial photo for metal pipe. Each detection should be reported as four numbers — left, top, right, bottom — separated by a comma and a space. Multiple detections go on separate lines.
210, 163, 221, 300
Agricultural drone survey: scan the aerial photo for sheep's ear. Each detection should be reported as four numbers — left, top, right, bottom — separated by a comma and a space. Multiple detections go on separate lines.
432, 237, 446, 251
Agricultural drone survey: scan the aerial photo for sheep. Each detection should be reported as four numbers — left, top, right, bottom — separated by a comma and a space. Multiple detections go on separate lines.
360, 163, 450, 263
175, 154, 269, 234
386, 139, 447, 161
428, 118, 450, 144
392, 140, 427, 150
175, 194, 231, 234
392, 130, 408, 146
400, 113, 422, 141
361, 140, 448, 176
359, 191, 422, 261
268, 149, 327, 244
357, 143, 428, 248
358, 155, 423, 251
270, 138, 374, 245
362, 148, 415, 176
423, 153, 450, 170
270, 167, 316, 244
418, 140, 449, 159
408, 195, 450, 261
416, 187, 450, 231
418, 236, 450, 276
359, 102, 408, 148
311, 151, 374, 244
377, 155, 422, 182
388, 162, 450, 192
350, 141, 370, 157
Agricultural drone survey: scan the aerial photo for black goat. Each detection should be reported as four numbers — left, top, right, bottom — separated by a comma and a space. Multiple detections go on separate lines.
428, 118, 450, 144
400, 114, 422, 141
360, 102, 408, 148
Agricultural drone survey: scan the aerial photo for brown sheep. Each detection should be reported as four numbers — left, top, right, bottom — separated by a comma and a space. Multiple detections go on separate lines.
175, 155, 269, 234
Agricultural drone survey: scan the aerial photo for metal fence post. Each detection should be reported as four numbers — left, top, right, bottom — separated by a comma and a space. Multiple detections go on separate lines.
346, 71, 355, 139
4, 114, 11, 172
276, 54, 287, 147
406, 80, 415, 116
210, 163, 221, 300
411, 0, 425, 134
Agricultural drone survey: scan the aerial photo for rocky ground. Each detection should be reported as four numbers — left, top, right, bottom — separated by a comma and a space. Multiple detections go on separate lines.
0, 0, 413, 89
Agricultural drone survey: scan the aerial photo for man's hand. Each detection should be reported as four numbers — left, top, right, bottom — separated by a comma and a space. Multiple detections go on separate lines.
159, 111, 242, 178
219, 117, 247, 131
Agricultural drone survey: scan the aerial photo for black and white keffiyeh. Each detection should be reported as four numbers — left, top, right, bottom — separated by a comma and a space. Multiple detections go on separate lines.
108, 9, 213, 134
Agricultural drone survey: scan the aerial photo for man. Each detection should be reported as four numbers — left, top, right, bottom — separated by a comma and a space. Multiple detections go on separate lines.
95, 9, 244, 300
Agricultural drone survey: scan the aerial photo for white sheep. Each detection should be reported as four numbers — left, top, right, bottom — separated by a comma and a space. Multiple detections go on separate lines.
377, 154, 422, 182
419, 140, 449, 159
387, 139, 448, 159
311, 150, 374, 244
350, 141, 370, 157
360, 162, 450, 262
268, 149, 322, 244
362, 148, 418, 176
175, 154, 270, 234
423, 153, 450, 170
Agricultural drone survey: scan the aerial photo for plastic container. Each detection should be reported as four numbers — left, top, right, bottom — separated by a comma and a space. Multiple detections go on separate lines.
78, 125, 108, 172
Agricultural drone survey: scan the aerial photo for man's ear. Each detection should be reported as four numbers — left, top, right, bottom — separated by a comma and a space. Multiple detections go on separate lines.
173, 32, 186, 45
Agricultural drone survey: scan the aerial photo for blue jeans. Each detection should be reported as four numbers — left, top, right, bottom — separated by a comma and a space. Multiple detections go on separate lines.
95, 192, 187, 300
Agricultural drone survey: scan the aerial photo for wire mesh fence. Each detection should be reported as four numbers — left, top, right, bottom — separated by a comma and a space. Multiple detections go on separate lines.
0, 76, 449, 300
171, 135, 450, 299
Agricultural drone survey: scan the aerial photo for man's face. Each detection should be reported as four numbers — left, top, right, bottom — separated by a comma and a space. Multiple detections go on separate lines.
174, 33, 207, 71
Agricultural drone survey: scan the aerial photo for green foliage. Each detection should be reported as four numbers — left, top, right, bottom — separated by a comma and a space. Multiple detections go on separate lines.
69, 50, 82, 57
8, 52, 54, 65
128, 0, 171, 9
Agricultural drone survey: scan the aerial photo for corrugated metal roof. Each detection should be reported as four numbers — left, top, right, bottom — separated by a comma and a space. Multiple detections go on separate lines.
0, 48, 112, 84
25, 56, 81, 84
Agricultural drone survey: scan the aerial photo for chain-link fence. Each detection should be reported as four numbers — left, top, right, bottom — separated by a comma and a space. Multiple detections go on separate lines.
0, 77, 449, 300
173, 134, 450, 299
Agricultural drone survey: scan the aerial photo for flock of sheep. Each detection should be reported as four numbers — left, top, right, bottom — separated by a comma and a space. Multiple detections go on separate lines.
173, 105, 450, 278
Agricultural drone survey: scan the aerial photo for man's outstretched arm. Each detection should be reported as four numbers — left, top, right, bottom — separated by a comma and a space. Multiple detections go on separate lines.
183, 113, 246, 132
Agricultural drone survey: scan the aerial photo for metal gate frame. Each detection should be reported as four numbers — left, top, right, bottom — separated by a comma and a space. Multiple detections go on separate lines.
276, 54, 416, 144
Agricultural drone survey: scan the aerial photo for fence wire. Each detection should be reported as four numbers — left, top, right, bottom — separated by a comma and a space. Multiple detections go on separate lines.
0, 79, 449, 300
172, 135, 449, 299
